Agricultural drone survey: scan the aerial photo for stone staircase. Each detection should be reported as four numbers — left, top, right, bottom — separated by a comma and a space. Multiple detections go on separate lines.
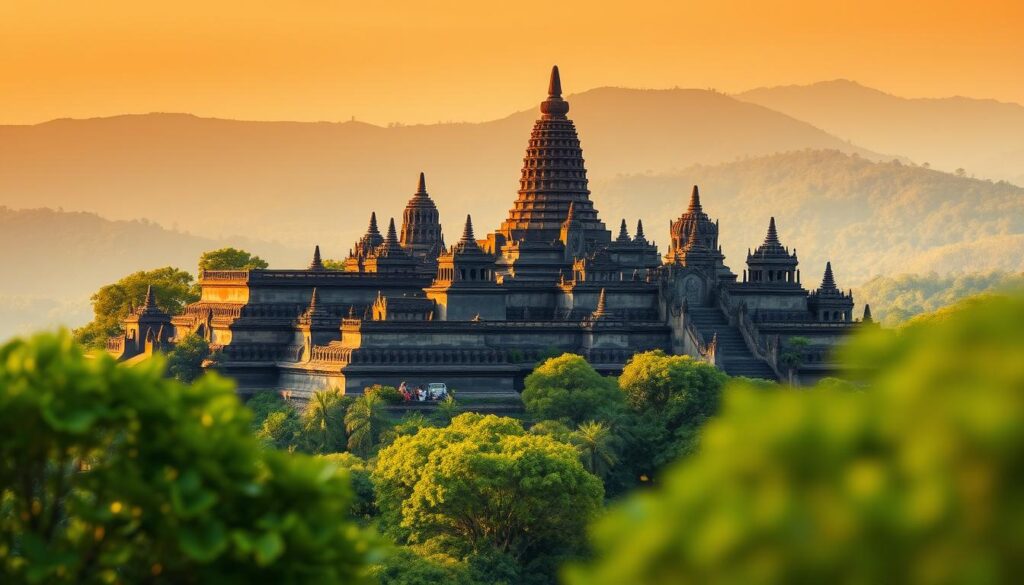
686, 307, 778, 380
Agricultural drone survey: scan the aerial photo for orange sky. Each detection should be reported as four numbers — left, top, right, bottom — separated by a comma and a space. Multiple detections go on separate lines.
1, 0, 1022, 125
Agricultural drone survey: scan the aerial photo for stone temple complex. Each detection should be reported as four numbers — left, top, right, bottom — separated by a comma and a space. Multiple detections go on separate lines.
109, 66, 870, 395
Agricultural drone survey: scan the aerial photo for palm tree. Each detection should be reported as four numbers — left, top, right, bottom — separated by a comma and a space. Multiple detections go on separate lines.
433, 395, 461, 426
301, 387, 346, 454
344, 392, 388, 457
570, 421, 620, 479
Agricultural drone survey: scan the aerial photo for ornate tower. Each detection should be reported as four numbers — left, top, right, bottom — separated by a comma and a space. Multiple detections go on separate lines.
363, 218, 418, 275
665, 185, 726, 270
745, 217, 800, 285
808, 261, 855, 321
427, 215, 504, 320
400, 172, 445, 263
344, 212, 385, 272
497, 66, 610, 245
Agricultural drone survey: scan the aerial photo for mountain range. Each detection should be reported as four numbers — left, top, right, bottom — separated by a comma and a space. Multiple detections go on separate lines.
0, 82, 1021, 338
738, 80, 1024, 185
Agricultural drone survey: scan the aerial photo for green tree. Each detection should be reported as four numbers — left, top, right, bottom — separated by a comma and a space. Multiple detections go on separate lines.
300, 387, 351, 454
165, 333, 212, 383
373, 413, 603, 578
570, 421, 620, 480
73, 267, 198, 348
320, 453, 376, 521
370, 547, 476, 585
197, 247, 269, 272
345, 392, 390, 457
244, 391, 290, 430
323, 258, 347, 271
778, 335, 810, 385
528, 419, 572, 442
521, 354, 623, 425
568, 294, 1024, 585
0, 331, 375, 583
618, 350, 727, 414
255, 408, 302, 451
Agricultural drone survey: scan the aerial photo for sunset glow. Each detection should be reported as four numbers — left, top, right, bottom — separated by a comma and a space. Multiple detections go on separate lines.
2, 0, 1022, 125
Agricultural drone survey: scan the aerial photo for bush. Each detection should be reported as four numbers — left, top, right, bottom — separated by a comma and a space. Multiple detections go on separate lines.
521, 354, 623, 425
365, 384, 404, 405
0, 332, 376, 583
568, 294, 1024, 584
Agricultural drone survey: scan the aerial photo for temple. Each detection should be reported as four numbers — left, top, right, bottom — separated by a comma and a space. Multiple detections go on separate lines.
108, 66, 868, 395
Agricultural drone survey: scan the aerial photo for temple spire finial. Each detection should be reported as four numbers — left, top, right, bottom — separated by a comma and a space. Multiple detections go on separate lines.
820, 261, 837, 291
764, 216, 780, 246
634, 219, 646, 243
385, 218, 400, 246
617, 219, 630, 242
367, 212, 380, 236
548, 65, 562, 98
688, 185, 703, 213
460, 214, 476, 243
416, 172, 427, 195
863, 304, 873, 323
309, 245, 325, 270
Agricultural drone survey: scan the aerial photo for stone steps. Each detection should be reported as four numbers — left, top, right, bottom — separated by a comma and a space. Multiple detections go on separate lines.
687, 307, 777, 380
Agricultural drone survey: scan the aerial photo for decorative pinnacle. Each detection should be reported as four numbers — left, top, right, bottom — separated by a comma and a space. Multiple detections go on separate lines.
687, 185, 703, 214
415, 172, 427, 196
548, 65, 562, 97
460, 214, 476, 242
540, 65, 569, 118
367, 212, 380, 237
863, 304, 873, 323
764, 217, 780, 246
634, 219, 646, 242
685, 220, 702, 249
309, 245, 325, 270
385, 218, 400, 246
617, 219, 630, 242
820, 261, 837, 291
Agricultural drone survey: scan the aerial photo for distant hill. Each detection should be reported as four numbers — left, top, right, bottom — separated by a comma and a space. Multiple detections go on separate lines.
593, 150, 1024, 286
0, 207, 303, 338
737, 80, 1024, 185
854, 271, 1024, 326
0, 87, 885, 255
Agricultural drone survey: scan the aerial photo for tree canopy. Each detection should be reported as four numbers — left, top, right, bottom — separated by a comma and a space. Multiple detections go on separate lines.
568, 293, 1024, 585
0, 331, 376, 583
165, 333, 212, 383
521, 354, 623, 425
197, 247, 269, 272
374, 413, 603, 580
72, 267, 198, 348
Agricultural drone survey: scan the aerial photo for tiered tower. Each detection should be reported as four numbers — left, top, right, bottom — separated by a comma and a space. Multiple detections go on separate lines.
665, 185, 725, 270
745, 217, 800, 285
399, 172, 445, 263
808, 262, 854, 321
344, 212, 385, 272
497, 66, 609, 245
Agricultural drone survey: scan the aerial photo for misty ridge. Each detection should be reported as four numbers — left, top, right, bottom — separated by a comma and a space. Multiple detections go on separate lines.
0, 83, 1021, 337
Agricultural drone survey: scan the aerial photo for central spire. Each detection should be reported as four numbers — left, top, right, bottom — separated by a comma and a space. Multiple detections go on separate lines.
497, 66, 609, 245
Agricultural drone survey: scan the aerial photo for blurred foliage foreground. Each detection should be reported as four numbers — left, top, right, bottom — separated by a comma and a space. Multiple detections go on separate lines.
1, 293, 1023, 584
0, 337, 377, 584
568, 293, 1024, 585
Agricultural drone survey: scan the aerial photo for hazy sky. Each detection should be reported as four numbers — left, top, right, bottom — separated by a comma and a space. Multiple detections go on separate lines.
2, 0, 1022, 125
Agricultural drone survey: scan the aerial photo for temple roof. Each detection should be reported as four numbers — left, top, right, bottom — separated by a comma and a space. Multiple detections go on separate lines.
616, 219, 630, 242
750, 217, 792, 258
405, 171, 438, 210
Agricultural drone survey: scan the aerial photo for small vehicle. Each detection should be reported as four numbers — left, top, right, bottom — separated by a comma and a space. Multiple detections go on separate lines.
427, 383, 448, 400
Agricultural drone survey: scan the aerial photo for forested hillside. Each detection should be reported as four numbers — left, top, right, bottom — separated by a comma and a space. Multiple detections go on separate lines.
855, 271, 1024, 325
596, 150, 1024, 286
0, 207, 302, 337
